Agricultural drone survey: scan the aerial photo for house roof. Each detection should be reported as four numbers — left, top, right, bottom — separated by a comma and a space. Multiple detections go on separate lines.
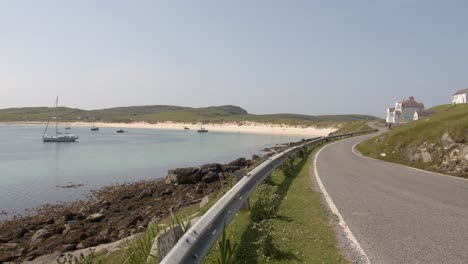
453, 88, 468, 95
416, 110, 435, 117
401, 96, 424, 108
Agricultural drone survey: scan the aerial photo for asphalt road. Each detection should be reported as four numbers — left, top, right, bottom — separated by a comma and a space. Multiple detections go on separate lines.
314, 132, 468, 264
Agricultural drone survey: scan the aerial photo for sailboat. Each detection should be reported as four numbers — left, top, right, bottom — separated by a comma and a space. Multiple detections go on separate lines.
43, 97, 79, 142
197, 112, 208, 133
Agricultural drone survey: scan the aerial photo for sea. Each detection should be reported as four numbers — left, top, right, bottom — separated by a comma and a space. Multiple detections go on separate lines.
0, 124, 306, 219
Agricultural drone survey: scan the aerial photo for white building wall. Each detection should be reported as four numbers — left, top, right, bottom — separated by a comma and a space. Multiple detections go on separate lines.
452, 93, 467, 104
386, 109, 394, 123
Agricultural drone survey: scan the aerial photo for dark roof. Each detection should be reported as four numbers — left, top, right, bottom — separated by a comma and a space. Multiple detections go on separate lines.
416, 110, 435, 117
453, 88, 468, 95
401, 96, 424, 108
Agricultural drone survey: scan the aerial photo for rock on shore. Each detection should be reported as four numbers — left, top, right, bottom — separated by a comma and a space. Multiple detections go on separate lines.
0, 155, 262, 263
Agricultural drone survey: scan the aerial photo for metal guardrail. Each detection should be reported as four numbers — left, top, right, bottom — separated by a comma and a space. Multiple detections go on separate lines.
160, 129, 377, 264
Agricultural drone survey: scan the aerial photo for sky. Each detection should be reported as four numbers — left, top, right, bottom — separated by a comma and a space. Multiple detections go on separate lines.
0, 1, 467, 117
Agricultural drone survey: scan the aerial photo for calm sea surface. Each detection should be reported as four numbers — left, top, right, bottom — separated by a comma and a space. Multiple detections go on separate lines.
0, 124, 305, 218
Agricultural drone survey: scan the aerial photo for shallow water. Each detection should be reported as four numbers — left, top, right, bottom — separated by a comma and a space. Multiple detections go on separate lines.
0, 124, 306, 218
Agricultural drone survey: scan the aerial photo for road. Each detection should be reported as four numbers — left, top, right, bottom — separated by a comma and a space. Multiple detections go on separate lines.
313, 131, 468, 264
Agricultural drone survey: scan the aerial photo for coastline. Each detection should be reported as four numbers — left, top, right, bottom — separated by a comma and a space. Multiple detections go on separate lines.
0, 146, 288, 263
1, 121, 337, 137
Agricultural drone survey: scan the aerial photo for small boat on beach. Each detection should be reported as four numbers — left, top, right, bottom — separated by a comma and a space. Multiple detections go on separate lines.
116, 129, 125, 133
91, 126, 99, 131
43, 97, 79, 142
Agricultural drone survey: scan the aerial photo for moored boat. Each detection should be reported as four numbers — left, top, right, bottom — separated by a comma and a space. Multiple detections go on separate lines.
43, 97, 78, 142
197, 112, 208, 133
91, 126, 99, 131
116, 129, 125, 133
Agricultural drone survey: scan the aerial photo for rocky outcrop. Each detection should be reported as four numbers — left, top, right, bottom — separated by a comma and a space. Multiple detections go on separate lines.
163, 157, 257, 185
0, 174, 228, 262
165, 167, 202, 184
406, 132, 468, 177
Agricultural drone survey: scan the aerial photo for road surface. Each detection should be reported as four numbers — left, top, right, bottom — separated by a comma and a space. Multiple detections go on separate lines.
313, 132, 468, 264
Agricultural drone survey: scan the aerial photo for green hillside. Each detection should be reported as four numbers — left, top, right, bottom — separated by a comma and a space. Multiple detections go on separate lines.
357, 104, 468, 177
0, 104, 379, 127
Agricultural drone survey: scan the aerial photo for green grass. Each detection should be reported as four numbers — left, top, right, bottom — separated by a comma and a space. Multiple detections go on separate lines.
203, 148, 349, 264
333, 121, 373, 134
0, 105, 379, 127
357, 104, 468, 176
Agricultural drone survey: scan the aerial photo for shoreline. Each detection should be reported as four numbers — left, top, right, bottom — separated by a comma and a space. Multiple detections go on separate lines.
0, 139, 295, 263
1, 121, 337, 137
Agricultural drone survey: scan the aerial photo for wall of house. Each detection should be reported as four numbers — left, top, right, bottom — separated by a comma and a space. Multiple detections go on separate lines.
386, 110, 394, 123
452, 94, 467, 104
401, 106, 422, 122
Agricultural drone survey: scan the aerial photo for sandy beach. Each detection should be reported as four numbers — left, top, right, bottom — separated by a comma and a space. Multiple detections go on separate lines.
5, 121, 337, 137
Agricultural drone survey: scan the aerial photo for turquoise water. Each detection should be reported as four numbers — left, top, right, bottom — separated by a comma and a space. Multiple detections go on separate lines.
0, 124, 305, 217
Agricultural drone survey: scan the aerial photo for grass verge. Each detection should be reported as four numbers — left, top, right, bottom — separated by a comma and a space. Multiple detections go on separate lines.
333, 121, 373, 134
203, 147, 349, 264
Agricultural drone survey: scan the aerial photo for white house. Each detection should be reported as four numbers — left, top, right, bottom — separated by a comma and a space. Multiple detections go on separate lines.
413, 110, 435, 121
452, 89, 467, 104
386, 96, 425, 126
386, 107, 395, 124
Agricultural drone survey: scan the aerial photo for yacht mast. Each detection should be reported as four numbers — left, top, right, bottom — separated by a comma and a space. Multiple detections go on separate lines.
55, 96, 58, 136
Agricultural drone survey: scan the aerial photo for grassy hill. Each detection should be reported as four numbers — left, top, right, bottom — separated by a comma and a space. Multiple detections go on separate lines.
357, 104, 468, 177
332, 121, 373, 134
0, 105, 379, 127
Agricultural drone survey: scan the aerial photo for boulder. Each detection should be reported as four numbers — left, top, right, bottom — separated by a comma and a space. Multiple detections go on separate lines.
164, 173, 177, 184
166, 167, 202, 184
137, 189, 152, 200
61, 244, 77, 252
442, 132, 455, 150
0, 242, 19, 250
86, 213, 105, 222
229, 157, 246, 167
14, 227, 28, 238
64, 229, 86, 244
420, 149, 433, 163
202, 171, 220, 183
200, 195, 210, 208
64, 211, 76, 222
127, 215, 143, 228
222, 165, 241, 172
200, 163, 223, 174
119, 193, 134, 200
30, 229, 50, 245
160, 188, 173, 196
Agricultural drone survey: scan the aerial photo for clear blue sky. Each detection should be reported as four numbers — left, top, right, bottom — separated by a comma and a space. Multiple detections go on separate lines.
0, 1, 467, 117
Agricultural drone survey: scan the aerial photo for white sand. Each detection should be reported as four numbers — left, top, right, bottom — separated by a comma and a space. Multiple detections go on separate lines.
5, 121, 338, 137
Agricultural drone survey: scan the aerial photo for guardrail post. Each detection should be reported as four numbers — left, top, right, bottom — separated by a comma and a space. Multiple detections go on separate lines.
233, 169, 250, 210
